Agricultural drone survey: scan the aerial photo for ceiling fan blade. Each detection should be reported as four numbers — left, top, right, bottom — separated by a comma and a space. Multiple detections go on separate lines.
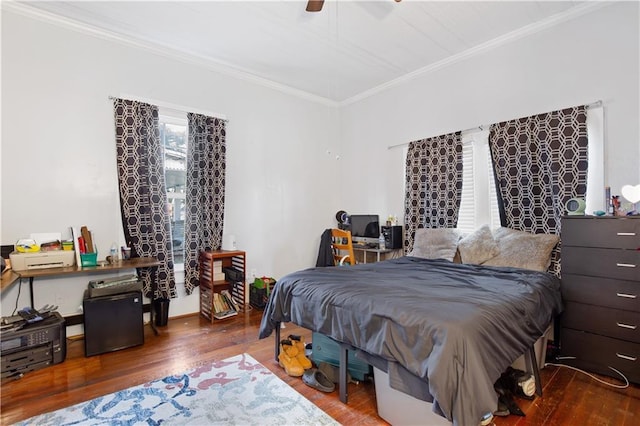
306, 0, 324, 12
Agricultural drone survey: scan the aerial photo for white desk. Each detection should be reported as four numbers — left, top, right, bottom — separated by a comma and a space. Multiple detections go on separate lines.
352, 247, 403, 263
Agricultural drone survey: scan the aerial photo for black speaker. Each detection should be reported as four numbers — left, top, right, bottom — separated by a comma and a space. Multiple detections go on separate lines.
381, 226, 402, 249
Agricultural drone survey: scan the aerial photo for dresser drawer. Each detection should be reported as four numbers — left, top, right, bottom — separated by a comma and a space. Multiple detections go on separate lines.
561, 328, 639, 383
562, 274, 639, 311
562, 302, 640, 343
562, 217, 640, 249
562, 247, 639, 281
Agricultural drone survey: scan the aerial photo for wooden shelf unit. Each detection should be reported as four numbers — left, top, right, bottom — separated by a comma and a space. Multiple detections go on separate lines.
198, 250, 246, 322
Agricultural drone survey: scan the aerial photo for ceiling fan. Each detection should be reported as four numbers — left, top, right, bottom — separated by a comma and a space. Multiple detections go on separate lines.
306, 1, 324, 12
306, 0, 401, 13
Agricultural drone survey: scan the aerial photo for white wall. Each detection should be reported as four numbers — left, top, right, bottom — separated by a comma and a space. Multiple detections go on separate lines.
1, 9, 342, 330
340, 2, 640, 219
2, 3, 639, 331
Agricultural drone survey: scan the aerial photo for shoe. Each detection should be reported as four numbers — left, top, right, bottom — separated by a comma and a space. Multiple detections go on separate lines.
493, 397, 509, 417
318, 361, 355, 384
278, 340, 304, 377
288, 334, 313, 370
280, 339, 299, 357
302, 368, 335, 393
510, 369, 536, 398
500, 367, 535, 399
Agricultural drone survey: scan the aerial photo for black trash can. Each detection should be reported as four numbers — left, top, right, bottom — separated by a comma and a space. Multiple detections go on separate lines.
154, 298, 170, 326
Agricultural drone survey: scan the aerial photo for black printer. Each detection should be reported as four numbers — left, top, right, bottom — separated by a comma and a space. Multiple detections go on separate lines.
1, 311, 66, 379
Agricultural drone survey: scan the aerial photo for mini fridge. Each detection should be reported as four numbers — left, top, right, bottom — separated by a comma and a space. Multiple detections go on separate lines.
83, 290, 144, 356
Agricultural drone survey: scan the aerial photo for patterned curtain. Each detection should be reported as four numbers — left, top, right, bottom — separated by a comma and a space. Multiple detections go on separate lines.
488, 106, 588, 276
114, 98, 176, 299
183, 113, 227, 294
404, 132, 463, 253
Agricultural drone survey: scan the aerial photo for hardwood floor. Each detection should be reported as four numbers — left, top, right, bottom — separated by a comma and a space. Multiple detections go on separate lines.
2, 309, 638, 425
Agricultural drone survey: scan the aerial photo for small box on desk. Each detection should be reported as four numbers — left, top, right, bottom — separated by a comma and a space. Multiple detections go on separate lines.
80, 252, 98, 267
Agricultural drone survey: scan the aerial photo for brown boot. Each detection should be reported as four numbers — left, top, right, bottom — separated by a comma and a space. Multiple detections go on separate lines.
288, 334, 312, 370
278, 340, 304, 377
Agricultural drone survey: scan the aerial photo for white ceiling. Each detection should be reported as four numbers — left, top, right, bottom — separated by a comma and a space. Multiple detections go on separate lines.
11, 0, 597, 104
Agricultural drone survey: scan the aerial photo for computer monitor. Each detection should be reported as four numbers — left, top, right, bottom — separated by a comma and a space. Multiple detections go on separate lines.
348, 214, 380, 244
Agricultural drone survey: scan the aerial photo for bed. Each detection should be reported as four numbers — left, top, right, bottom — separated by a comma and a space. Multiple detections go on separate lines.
258, 228, 563, 426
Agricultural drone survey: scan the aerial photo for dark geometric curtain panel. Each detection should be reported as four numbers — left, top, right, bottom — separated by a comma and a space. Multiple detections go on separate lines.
184, 113, 226, 294
404, 132, 463, 253
113, 98, 176, 299
488, 105, 588, 276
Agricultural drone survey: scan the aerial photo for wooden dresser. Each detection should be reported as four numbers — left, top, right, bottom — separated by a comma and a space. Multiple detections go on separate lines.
560, 216, 639, 383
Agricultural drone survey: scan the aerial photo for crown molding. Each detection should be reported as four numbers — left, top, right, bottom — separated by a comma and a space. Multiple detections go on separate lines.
2, 1, 340, 108
339, 1, 612, 107
3, 1, 611, 109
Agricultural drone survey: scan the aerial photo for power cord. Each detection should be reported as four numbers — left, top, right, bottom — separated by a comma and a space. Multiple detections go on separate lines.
546, 357, 629, 389
11, 278, 23, 316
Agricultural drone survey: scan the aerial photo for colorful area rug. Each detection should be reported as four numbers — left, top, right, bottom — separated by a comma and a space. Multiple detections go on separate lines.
15, 353, 338, 425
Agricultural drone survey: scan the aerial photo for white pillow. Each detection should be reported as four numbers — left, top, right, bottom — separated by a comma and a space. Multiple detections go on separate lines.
457, 225, 500, 265
481, 227, 559, 272
409, 228, 461, 262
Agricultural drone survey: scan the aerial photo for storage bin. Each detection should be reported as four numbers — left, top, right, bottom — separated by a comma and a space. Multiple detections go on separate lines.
154, 298, 170, 326
249, 285, 270, 310
373, 329, 551, 426
311, 332, 371, 382
373, 367, 450, 426
512, 326, 551, 371
223, 266, 244, 282
80, 252, 98, 267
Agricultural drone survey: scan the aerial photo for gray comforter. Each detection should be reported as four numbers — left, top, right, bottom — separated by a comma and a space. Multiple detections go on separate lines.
258, 257, 562, 426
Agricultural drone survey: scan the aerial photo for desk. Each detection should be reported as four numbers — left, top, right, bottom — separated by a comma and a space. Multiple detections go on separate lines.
353, 247, 403, 263
1, 269, 20, 293
3, 257, 160, 333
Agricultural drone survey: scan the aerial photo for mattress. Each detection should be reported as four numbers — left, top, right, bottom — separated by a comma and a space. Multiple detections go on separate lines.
258, 257, 562, 425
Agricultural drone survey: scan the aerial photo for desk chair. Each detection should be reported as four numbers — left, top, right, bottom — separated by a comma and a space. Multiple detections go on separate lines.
331, 229, 356, 266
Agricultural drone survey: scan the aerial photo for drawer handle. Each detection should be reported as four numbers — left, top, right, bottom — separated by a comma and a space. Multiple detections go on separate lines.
617, 293, 637, 299
616, 232, 636, 236
616, 263, 637, 268
616, 353, 637, 362
616, 322, 637, 330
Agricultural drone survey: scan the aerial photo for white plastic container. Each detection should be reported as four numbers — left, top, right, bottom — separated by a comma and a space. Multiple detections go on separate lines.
373, 367, 450, 426
373, 328, 551, 425
512, 326, 551, 371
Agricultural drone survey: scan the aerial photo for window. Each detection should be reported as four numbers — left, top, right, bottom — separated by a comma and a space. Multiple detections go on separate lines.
403, 107, 603, 236
457, 105, 603, 234
159, 114, 187, 265
458, 129, 501, 234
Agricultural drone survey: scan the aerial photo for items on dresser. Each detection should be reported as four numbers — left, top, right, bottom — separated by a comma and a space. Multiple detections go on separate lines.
1, 311, 66, 379
560, 216, 639, 383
